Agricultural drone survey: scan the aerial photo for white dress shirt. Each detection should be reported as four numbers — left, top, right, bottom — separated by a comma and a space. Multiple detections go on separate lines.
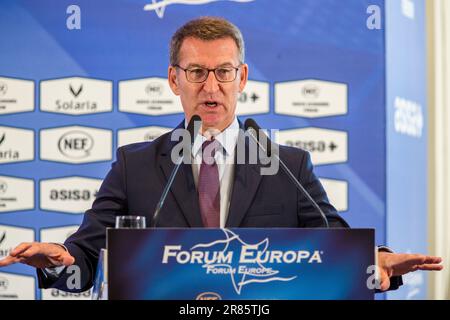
188, 117, 240, 228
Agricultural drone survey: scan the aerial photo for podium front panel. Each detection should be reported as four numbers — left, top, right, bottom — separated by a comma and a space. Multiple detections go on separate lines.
107, 228, 375, 300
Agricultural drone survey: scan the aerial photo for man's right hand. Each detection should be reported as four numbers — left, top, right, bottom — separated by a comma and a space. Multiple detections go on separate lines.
0, 242, 75, 269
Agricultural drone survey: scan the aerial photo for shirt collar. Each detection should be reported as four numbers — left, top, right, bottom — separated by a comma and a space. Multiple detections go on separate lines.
189, 117, 240, 158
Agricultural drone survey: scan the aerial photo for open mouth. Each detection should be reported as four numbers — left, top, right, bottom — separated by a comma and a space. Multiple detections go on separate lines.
203, 101, 219, 109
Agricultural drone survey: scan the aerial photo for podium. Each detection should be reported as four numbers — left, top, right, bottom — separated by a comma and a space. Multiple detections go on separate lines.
102, 228, 375, 300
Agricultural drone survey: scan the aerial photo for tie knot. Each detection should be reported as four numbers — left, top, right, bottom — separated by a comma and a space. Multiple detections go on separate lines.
202, 139, 220, 163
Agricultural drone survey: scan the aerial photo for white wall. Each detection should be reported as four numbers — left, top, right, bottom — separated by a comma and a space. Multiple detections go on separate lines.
427, 0, 450, 300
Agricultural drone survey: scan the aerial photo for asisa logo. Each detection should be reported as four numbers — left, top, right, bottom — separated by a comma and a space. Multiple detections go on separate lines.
144, 0, 255, 18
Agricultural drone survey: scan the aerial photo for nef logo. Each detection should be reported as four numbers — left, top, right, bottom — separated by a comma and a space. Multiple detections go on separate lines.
196, 292, 221, 300
302, 85, 320, 98
58, 131, 94, 158
40, 126, 112, 164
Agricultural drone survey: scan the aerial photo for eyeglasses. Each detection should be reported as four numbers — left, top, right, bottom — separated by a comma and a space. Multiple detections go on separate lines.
174, 64, 241, 83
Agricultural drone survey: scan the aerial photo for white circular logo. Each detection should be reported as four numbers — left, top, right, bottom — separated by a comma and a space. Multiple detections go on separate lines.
302, 85, 320, 98
58, 131, 94, 159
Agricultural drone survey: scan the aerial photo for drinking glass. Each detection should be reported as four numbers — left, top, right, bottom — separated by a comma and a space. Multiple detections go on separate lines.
115, 215, 146, 229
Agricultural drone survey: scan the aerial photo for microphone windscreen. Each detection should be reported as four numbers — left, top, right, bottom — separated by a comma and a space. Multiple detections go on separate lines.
244, 118, 260, 132
244, 118, 271, 156
187, 114, 201, 145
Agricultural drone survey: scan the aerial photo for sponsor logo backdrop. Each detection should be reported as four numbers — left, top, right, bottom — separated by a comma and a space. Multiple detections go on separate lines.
0, 0, 427, 299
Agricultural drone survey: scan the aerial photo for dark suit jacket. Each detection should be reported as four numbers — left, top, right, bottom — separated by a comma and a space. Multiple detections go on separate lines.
37, 120, 401, 292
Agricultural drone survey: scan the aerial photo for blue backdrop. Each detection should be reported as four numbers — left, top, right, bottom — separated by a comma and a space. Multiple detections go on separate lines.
0, 0, 427, 300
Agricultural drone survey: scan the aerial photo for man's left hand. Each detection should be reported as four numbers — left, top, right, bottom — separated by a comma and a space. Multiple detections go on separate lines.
377, 251, 443, 291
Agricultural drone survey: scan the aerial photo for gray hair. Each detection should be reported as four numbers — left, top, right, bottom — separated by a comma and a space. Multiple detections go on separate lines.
170, 16, 245, 65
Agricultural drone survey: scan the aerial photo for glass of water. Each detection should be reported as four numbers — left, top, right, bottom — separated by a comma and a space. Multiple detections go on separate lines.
115, 215, 146, 229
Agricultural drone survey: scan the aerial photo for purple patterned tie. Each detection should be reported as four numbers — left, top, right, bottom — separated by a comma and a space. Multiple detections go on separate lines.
198, 139, 220, 228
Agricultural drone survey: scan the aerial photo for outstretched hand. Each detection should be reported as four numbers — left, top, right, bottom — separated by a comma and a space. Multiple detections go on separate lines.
377, 251, 443, 291
0, 242, 75, 269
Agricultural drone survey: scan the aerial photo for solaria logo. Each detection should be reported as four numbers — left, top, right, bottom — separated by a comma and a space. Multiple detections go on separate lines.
58, 131, 94, 159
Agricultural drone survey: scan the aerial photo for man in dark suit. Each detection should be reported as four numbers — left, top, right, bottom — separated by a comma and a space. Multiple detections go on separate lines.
0, 16, 442, 294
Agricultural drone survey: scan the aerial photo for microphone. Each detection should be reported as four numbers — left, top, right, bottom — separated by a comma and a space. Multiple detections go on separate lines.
151, 115, 202, 227
244, 118, 330, 228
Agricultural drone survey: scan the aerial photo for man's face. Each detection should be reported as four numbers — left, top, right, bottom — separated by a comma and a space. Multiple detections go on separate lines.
168, 37, 248, 132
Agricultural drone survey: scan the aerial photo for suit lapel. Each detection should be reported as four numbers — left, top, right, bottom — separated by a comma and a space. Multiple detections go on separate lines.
226, 127, 264, 227
158, 121, 203, 227
158, 118, 267, 228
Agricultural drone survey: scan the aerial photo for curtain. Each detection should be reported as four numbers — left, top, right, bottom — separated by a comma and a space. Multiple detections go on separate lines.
427, 0, 450, 300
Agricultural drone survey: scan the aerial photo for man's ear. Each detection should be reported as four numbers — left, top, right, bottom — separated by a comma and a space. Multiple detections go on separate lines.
238, 63, 249, 93
168, 65, 180, 96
